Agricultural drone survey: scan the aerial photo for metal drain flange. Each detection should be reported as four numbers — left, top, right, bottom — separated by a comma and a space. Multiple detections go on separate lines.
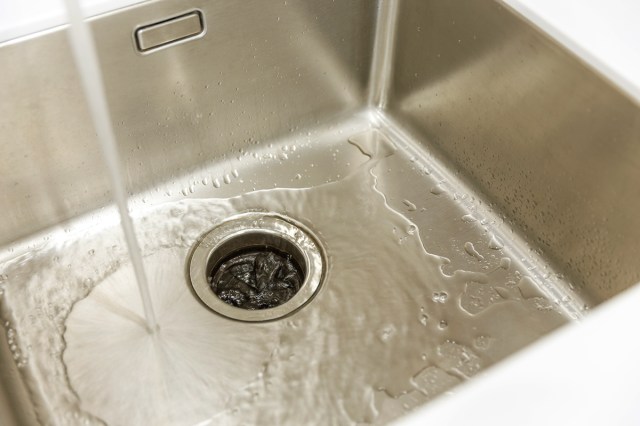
189, 212, 324, 321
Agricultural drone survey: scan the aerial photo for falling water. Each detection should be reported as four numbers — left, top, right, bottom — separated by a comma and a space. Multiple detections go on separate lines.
61, 0, 157, 331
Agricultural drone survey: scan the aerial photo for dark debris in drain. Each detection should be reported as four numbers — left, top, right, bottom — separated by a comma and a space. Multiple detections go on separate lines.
209, 248, 303, 310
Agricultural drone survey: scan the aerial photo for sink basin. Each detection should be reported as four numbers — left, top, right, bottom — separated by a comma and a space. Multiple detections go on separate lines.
1, 0, 639, 424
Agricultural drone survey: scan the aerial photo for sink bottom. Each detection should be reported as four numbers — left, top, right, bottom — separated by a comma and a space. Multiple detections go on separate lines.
0, 111, 585, 425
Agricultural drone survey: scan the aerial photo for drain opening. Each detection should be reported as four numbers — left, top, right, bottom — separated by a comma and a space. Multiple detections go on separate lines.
208, 235, 305, 310
189, 213, 324, 322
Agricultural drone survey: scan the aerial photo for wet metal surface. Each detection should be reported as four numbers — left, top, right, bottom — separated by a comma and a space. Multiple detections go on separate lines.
1, 0, 640, 424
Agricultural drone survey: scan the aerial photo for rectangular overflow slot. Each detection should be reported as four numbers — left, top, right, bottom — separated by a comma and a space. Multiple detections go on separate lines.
135, 10, 204, 53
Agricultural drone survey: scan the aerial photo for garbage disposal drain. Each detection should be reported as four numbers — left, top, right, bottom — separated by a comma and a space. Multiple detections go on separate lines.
189, 213, 325, 321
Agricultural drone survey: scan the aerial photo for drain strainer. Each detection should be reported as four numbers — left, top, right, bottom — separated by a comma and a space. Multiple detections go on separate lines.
189, 213, 325, 321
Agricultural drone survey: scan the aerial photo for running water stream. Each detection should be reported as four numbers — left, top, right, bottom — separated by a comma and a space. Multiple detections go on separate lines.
62, 0, 157, 331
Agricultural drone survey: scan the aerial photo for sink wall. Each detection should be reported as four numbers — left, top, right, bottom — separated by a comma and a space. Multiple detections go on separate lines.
0, 0, 376, 246
385, 0, 640, 303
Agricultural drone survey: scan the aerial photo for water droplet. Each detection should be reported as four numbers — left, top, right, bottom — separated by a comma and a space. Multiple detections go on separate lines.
348, 130, 396, 159
430, 185, 445, 195
461, 214, 477, 223
432, 292, 448, 303
499, 257, 511, 270
223, 174, 232, 185
473, 335, 492, 350
403, 200, 417, 211
378, 324, 397, 343
464, 242, 485, 261
488, 235, 504, 250
213, 178, 221, 188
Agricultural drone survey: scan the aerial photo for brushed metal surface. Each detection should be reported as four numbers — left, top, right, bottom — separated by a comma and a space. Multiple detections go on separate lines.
386, 0, 640, 304
134, 10, 204, 53
0, 0, 639, 424
0, 0, 375, 246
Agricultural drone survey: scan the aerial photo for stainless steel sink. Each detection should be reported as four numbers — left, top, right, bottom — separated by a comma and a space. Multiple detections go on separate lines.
1, 0, 639, 424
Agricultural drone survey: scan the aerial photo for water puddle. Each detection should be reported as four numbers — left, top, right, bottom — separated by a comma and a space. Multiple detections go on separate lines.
0, 131, 566, 425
